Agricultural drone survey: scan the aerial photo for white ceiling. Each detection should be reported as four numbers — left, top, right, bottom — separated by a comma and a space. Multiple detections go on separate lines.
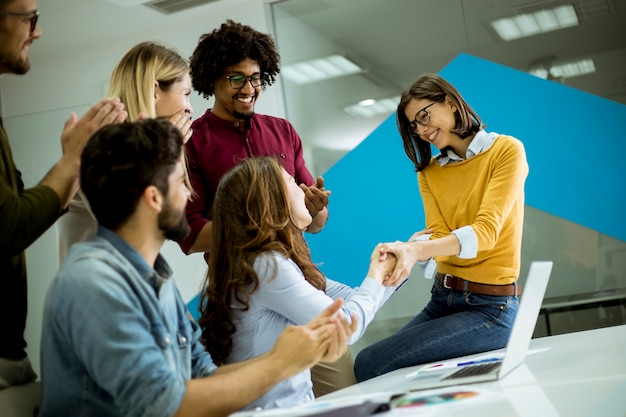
272, 0, 626, 104
33, 0, 251, 59
34, 0, 626, 102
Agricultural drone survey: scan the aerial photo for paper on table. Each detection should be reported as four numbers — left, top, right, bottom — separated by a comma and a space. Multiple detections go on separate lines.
391, 386, 504, 414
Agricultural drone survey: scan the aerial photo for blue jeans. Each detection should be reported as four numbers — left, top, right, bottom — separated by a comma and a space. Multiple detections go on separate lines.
353, 279, 519, 382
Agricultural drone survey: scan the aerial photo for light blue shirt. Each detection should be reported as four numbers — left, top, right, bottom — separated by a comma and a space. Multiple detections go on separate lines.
417, 130, 499, 278
39, 227, 217, 417
227, 251, 403, 410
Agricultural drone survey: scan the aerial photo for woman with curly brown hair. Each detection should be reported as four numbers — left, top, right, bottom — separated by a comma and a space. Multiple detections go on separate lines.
198, 156, 402, 410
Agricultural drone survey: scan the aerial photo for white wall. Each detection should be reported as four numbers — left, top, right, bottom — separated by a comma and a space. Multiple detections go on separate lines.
272, 6, 398, 175
0, 0, 281, 376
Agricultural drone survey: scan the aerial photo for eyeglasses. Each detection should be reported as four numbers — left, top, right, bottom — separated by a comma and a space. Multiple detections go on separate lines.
411, 99, 444, 131
0, 10, 39, 33
225, 73, 265, 89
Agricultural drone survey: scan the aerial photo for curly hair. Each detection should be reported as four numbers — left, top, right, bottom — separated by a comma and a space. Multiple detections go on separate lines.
189, 19, 281, 99
397, 73, 484, 171
198, 157, 326, 365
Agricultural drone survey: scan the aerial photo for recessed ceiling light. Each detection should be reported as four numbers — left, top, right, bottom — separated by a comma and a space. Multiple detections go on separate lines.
106, 0, 152, 7
282, 55, 362, 85
530, 58, 596, 80
491, 4, 579, 41
358, 99, 376, 106
551, 58, 596, 78
344, 96, 400, 118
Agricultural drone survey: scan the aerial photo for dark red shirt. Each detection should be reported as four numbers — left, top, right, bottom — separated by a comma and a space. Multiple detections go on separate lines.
178, 110, 314, 254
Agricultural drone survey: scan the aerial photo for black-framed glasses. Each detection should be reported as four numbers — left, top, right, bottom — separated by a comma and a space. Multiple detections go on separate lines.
0, 10, 39, 32
225, 73, 265, 89
411, 98, 444, 130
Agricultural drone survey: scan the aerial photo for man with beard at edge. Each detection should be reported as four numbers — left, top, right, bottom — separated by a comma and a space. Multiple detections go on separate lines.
0, 0, 126, 411
178, 19, 348, 397
38, 119, 355, 417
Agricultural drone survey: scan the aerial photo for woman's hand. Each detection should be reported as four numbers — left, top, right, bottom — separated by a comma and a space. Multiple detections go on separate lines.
367, 243, 398, 285
379, 228, 433, 286
320, 311, 357, 363
166, 109, 193, 143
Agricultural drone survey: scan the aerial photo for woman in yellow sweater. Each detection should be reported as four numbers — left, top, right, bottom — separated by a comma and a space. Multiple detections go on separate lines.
354, 73, 529, 381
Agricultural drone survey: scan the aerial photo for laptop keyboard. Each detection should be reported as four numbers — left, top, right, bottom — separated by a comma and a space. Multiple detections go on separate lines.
442, 361, 502, 380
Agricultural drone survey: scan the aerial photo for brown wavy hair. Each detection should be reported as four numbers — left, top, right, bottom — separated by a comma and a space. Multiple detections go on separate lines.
198, 157, 326, 364
397, 73, 484, 171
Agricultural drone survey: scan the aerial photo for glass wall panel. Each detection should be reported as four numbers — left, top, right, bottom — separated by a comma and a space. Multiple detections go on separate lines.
270, 0, 626, 350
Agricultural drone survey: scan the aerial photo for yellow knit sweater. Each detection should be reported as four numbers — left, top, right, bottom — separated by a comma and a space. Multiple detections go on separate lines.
419, 135, 528, 285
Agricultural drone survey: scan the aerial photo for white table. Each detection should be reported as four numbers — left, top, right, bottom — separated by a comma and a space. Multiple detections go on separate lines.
319, 325, 626, 416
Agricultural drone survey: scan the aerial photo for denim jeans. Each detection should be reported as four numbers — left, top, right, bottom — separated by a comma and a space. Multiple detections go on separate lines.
353, 279, 519, 382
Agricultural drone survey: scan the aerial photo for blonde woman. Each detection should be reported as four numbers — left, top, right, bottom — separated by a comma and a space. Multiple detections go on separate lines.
57, 42, 193, 262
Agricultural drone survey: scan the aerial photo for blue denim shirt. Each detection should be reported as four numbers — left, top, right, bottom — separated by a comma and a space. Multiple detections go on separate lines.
39, 227, 217, 417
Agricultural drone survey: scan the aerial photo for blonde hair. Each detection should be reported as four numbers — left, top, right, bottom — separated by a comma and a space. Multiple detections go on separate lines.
107, 42, 189, 121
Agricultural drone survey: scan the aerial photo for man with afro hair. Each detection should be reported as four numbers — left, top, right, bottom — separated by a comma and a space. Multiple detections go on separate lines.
178, 19, 329, 256
177, 20, 353, 399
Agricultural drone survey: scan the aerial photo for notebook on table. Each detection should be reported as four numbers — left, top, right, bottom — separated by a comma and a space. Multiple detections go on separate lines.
398, 260, 553, 391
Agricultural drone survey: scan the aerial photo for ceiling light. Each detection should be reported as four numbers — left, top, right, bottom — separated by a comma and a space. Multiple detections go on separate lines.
491, 4, 579, 41
282, 55, 362, 85
551, 58, 596, 78
529, 58, 596, 80
106, 0, 152, 7
344, 96, 400, 118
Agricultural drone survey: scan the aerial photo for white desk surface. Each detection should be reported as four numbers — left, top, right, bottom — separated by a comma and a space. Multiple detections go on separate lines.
319, 325, 626, 416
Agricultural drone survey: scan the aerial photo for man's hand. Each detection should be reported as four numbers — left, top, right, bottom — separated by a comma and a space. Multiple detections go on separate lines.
312, 299, 357, 363
300, 176, 331, 218
41, 98, 127, 209
271, 299, 341, 374
61, 98, 127, 160
270, 299, 355, 375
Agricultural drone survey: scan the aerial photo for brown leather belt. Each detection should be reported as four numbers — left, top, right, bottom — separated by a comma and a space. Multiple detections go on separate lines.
435, 273, 521, 296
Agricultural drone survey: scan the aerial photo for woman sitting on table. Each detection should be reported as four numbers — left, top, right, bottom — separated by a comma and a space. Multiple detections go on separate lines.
198, 156, 402, 410
353, 73, 529, 382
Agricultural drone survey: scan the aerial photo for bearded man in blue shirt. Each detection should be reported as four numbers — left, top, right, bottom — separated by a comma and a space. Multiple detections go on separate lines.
38, 119, 355, 417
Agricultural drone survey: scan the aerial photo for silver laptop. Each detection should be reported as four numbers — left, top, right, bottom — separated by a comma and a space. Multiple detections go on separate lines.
400, 260, 553, 391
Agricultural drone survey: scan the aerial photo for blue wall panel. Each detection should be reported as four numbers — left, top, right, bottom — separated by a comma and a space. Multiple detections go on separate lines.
306, 52, 626, 288
188, 52, 625, 310
305, 116, 423, 287
439, 53, 625, 244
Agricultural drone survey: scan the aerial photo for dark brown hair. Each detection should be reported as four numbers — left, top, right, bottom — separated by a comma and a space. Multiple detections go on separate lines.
397, 73, 483, 171
198, 157, 325, 364
81, 119, 183, 231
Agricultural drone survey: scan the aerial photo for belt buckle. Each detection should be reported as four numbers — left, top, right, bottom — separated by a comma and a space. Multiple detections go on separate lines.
442, 274, 453, 289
